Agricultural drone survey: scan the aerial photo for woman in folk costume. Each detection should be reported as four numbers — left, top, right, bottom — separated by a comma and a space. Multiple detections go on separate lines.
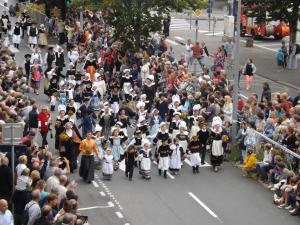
38, 24, 48, 47
92, 72, 106, 100
136, 94, 150, 114
102, 148, 114, 180
169, 112, 184, 140
157, 138, 172, 179
84, 53, 97, 82
169, 138, 184, 175
143, 75, 156, 110
153, 122, 170, 162
99, 105, 114, 139
176, 123, 189, 156
188, 135, 201, 173
121, 69, 134, 102
136, 117, 149, 138
109, 123, 127, 162
79, 131, 102, 183
28, 23, 38, 49
59, 122, 80, 173
139, 138, 152, 179
94, 124, 106, 169
210, 116, 229, 172
168, 95, 183, 120
12, 22, 22, 49
189, 104, 204, 139
149, 108, 162, 138
109, 86, 121, 118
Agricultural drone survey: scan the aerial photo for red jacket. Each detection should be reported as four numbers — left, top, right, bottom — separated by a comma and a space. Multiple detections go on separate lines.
38, 112, 51, 132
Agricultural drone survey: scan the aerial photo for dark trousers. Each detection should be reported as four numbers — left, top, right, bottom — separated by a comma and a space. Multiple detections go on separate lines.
125, 162, 134, 179
40, 131, 48, 146
200, 147, 206, 164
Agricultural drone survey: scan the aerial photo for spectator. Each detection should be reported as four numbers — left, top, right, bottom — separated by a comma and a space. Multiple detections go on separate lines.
242, 149, 257, 176
46, 169, 62, 193
28, 104, 38, 131
33, 205, 52, 225
0, 157, 13, 202
24, 189, 41, 225
0, 199, 13, 225
261, 82, 271, 102
256, 143, 273, 182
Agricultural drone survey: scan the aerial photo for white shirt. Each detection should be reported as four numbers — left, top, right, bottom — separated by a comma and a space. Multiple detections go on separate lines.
46, 175, 59, 192
0, 210, 14, 225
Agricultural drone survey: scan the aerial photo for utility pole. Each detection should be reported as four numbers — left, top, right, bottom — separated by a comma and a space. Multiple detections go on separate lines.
80, 6, 84, 30
208, 0, 212, 32
231, 0, 241, 144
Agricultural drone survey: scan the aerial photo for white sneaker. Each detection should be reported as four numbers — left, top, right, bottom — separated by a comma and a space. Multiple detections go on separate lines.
268, 184, 273, 189
285, 205, 292, 210
278, 204, 286, 209
273, 194, 280, 200
289, 208, 297, 213
270, 187, 275, 191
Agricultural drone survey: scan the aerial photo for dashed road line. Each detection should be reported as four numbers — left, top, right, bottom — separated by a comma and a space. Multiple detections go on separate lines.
188, 192, 223, 223
92, 180, 99, 188
99, 191, 106, 197
115, 211, 124, 219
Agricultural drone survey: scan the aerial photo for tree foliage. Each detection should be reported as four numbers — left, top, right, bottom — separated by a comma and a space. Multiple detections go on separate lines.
71, 0, 207, 49
242, 0, 300, 44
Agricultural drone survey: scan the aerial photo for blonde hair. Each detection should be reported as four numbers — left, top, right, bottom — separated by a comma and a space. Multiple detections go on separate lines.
18, 155, 28, 164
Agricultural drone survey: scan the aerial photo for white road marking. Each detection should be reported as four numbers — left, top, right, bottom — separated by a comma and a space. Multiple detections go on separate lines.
124, 223, 130, 225
184, 158, 211, 167
78, 204, 114, 211
174, 36, 185, 41
92, 181, 99, 188
198, 30, 209, 33
205, 32, 224, 36
240, 40, 276, 52
115, 211, 124, 218
107, 201, 115, 207
261, 43, 281, 47
188, 192, 223, 223
119, 159, 126, 171
152, 160, 175, 179
166, 38, 179, 46
99, 191, 106, 197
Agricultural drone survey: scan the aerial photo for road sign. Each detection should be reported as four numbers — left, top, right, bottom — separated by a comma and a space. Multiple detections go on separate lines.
1, 123, 23, 145
194, 9, 201, 17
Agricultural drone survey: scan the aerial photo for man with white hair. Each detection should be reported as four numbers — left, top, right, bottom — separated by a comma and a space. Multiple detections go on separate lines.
0, 199, 13, 225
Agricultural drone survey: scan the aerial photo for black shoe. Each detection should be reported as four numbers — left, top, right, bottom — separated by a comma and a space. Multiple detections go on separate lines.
129, 178, 132, 181
125, 172, 128, 177
158, 169, 162, 175
201, 162, 205, 165
163, 171, 167, 179
192, 167, 195, 174
196, 166, 200, 173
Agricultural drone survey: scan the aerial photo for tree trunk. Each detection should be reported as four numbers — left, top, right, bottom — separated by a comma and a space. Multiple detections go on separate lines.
289, 1, 300, 46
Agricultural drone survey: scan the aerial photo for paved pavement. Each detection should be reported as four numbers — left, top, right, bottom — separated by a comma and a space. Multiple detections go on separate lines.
2, 2, 300, 225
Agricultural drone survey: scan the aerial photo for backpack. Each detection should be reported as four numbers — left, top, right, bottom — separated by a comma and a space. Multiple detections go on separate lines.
295, 44, 300, 55
22, 202, 35, 225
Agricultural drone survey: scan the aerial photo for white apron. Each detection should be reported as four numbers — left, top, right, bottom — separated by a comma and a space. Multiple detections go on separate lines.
158, 157, 169, 170
13, 34, 21, 44
141, 157, 151, 171
179, 140, 188, 153
169, 145, 181, 170
212, 140, 223, 156
102, 155, 114, 175
111, 102, 119, 114
190, 153, 201, 166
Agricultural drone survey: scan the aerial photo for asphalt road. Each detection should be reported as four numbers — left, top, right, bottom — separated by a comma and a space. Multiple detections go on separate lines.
1, 2, 300, 225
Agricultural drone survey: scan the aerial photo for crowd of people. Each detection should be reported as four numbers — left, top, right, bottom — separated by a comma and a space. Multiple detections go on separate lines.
0, 3, 300, 225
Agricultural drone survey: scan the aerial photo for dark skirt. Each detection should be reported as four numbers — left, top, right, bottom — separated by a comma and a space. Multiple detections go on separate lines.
79, 155, 95, 182
211, 154, 223, 167
31, 79, 40, 89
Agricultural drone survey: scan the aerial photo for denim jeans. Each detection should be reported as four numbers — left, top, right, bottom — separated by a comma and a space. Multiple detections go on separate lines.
256, 163, 270, 179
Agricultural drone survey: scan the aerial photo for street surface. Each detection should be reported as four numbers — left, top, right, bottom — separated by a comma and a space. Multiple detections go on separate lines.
1, 1, 300, 225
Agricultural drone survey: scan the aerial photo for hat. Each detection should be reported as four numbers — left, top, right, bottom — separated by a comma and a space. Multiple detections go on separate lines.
123, 69, 130, 73
134, 130, 142, 135
212, 116, 222, 128
94, 124, 102, 132
69, 118, 75, 124
142, 138, 151, 146
193, 104, 201, 111
179, 121, 187, 130
58, 105, 66, 112
147, 75, 154, 81
160, 122, 167, 127
116, 121, 123, 127
28, 131, 36, 137
173, 112, 181, 116
24, 54, 31, 58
